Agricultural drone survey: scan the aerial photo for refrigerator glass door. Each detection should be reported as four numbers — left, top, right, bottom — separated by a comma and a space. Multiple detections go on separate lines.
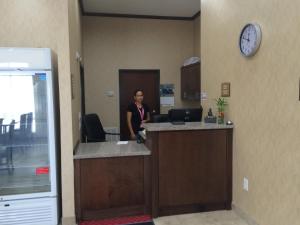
0, 71, 54, 198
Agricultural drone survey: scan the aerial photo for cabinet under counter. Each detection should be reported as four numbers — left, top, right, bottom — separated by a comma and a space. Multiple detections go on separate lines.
143, 122, 233, 217
74, 141, 151, 222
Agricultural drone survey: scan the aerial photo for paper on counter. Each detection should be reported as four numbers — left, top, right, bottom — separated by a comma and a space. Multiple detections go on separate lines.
160, 96, 175, 106
117, 141, 128, 145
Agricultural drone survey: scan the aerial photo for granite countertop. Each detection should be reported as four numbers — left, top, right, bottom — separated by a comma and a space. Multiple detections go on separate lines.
142, 122, 234, 132
74, 141, 151, 159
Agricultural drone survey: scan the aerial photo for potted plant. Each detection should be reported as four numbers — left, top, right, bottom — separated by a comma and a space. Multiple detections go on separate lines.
215, 97, 228, 124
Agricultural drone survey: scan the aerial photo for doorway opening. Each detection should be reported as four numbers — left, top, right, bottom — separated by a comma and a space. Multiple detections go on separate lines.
119, 70, 160, 141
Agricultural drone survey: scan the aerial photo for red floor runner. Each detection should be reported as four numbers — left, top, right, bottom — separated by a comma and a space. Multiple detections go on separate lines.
80, 215, 152, 225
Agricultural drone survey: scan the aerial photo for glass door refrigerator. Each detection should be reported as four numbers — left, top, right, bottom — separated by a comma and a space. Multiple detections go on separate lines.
0, 48, 59, 225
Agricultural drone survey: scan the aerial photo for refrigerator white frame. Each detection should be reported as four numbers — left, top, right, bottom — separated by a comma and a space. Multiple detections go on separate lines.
0, 70, 57, 202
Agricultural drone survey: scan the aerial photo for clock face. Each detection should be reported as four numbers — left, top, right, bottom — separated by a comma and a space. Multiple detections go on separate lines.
239, 23, 262, 57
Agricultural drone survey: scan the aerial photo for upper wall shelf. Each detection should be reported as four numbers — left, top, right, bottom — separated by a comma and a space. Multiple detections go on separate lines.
181, 62, 201, 101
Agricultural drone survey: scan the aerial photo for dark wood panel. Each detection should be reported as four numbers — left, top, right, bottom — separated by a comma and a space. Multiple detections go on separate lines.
75, 155, 151, 221
80, 65, 86, 142
158, 130, 227, 207
145, 132, 159, 218
158, 130, 205, 206
201, 130, 228, 203
143, 156, 152, 214
143, 128, 233, 217
225, 129, 233, 209
74, 160, 82, 221
80, 157, 144, 209
181, 62, 201, 101
79, 0, 200, 21
83, 12, 198, 21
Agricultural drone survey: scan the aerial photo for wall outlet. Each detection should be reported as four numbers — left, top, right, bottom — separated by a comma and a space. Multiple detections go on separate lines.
105, 90, 115, 97
201, 92, 208, 100
243, 177, 249, 191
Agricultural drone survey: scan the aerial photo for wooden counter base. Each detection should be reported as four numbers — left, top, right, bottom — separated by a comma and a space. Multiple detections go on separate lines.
74, 128, 233, 221
145, 129, 233, 217
74, 156, 151, 221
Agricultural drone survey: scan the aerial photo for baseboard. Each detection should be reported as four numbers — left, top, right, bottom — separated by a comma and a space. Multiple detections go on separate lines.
232, 204, 259, 225
61, 216, 77, 225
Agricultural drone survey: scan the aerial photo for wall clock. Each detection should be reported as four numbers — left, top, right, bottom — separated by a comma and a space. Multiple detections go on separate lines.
239, 23, 262, 57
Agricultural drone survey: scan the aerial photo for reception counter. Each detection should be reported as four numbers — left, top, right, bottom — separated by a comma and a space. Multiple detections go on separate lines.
142, 122, 233, 217
74, 122, 233, 222
74, 141, 151, 221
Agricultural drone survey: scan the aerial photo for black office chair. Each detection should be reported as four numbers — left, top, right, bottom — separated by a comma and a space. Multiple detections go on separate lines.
20, 114, 27, 133
25, 112, 33, 142
26, 113, 33, 133
0, 120, 15, 174
82, 114, 120, 142
0, 119, 3, 134
15, 112, 33, 148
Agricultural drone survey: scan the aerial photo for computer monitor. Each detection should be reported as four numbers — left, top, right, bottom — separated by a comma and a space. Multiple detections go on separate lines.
168, 107, 203, 122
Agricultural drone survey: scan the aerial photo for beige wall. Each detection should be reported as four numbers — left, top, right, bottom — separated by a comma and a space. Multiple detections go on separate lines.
0, 0, 78, 223
194, 15, 201, 57
201, 1, 300, 225
65, 0, 82, 224
83, 16, 200, 127
68, 0, 82, 147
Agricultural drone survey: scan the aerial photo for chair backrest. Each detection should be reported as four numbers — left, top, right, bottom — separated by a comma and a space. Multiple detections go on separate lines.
8, 120, 15, 136
152, 114, 169, 123
20, 114, 27, 132
82, 114, 106, 142
0, 119, 3, 134
26, 112, 33, 133
0, 120, 15, 145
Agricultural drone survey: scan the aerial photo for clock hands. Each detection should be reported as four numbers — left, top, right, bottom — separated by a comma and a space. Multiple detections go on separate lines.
242, 31, 250, 42
242, 37, 250, 42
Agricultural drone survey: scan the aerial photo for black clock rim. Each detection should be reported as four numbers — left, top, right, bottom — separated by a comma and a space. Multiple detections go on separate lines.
239, 23, 254, 57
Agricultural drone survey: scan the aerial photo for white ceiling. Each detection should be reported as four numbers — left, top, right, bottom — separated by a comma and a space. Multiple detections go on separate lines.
82, 0, 200, 18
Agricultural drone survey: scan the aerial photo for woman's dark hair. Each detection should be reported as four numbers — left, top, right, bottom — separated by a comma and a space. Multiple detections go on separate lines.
133, 89, 144, 96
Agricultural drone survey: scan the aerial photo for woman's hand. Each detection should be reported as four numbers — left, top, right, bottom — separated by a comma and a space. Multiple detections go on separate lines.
130, 133, 136, 140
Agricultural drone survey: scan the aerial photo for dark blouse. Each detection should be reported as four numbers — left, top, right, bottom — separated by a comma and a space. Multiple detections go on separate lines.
127, 102, 149, 134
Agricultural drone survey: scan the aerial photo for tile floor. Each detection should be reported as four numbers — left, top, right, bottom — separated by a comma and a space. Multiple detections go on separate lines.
153, 210, 249, 225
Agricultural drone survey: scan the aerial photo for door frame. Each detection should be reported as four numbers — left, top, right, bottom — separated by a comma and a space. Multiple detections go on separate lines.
80, 64, 86, 142
118, 69, 160, 138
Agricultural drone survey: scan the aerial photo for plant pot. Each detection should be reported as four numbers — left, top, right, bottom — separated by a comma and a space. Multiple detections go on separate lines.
218, 110, 225, 124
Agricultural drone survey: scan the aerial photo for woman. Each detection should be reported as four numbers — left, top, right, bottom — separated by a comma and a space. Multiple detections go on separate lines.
127, 89, 150, 140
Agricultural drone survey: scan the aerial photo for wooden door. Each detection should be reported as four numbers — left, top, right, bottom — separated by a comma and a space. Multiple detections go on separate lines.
119, 70, 160, 140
